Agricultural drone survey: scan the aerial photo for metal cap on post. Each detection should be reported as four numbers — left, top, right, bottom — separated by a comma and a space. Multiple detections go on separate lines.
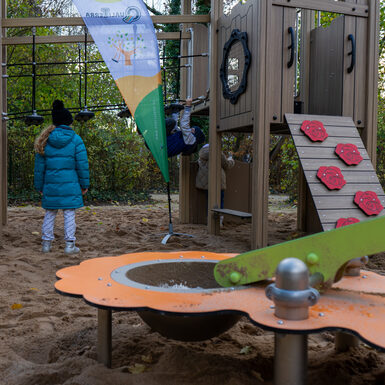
265, 257, 320, 320
265, 258, 320, 385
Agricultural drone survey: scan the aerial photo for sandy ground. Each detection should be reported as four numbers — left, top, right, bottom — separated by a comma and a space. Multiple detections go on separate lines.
0, 195, 384, 385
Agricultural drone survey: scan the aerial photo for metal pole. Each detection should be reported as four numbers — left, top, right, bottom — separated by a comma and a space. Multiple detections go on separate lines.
266, 258, 319, 385
31, 27, 36, 113
84, 29, 88, 110
162, 41, 167, 102
167, 181, 173, 230
274, 333, 307, 385
97, 308, 112, 368
78, 43, 82, 110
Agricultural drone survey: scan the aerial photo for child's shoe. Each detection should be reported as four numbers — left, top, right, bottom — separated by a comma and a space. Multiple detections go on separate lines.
41, 240, 52, 253
64, 241, 80, 254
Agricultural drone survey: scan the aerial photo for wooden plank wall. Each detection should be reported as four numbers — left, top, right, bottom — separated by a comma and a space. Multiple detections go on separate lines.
217, 0, 255, 132
192, 24, 209, 101
308, 2, 370, 132
266, 5, 296, 125
309, 17, 344, 116
286, 113, 385, 232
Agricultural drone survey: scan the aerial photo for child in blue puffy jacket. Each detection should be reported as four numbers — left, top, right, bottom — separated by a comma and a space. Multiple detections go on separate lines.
34, 100, 90, 254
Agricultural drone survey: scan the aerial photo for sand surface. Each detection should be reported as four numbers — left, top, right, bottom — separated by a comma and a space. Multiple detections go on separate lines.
0, 195, 384, 385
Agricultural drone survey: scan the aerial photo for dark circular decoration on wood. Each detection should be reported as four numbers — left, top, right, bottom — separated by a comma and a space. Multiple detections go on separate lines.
317, 166, 346, 190
335, 217, 360, 228
354, 191, 384, 216
220, 29, 251, 105
300, 120, 328, 142
335, 143, 363, 165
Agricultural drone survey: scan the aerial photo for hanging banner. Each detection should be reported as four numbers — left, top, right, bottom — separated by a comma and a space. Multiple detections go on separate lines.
72, 0, 169, 182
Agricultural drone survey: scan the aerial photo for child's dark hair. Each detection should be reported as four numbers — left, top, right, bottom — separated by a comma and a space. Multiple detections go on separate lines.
165, 118, 176, 136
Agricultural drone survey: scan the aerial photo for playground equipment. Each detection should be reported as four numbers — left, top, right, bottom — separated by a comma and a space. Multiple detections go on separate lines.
0, 0, 381, 249
56, 215, 385, 384
178, 0, 380, 249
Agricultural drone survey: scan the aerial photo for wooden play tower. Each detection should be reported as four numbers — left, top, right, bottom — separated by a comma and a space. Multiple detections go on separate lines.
0, 0, 381, 251
179, 0, 380, 249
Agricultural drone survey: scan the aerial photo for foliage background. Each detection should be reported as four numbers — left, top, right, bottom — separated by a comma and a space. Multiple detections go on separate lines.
5, 0, 385, 205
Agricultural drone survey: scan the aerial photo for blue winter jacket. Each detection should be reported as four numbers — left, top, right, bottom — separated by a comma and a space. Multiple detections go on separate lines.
34, 125, 90, 210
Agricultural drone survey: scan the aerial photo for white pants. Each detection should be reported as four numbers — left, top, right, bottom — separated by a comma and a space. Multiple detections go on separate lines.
42, 209, 76, 241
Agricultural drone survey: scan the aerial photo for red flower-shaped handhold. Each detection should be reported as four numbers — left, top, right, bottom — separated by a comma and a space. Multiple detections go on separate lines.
335, 217, 360, 228
335, 143, 363, 165
300, 120, 328, 142
354, 191, 384, 216
317, 166, 346, 190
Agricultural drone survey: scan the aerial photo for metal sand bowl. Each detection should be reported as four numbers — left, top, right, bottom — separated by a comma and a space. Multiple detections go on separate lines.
56, 217, 385, 384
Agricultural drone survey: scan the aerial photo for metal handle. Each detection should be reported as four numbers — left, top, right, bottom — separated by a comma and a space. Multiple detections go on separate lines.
287, 27, 295, 68
347, 34, 355, 73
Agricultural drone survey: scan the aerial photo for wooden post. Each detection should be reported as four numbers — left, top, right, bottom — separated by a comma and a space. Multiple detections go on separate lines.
250, 0, 269, 248
364, 0, 379, 165
207, 0, 222, 234
178, 0, 192, 223
0, 0, 7, 229
297, 10, 314, 232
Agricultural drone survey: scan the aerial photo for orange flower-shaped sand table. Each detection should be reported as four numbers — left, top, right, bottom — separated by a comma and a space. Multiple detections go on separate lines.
56, 251, 385, 350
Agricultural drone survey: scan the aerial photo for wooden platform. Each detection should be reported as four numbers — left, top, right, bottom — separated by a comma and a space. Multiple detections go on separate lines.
286, 113, 385, 231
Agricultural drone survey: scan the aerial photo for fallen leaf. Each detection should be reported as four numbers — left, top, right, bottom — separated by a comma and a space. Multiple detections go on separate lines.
128, 363, 146, 374
30, 288, 38, 291
97, 222, 103, 225
251, 370, 264, 382
141, 354, 152, 363
85, 207, 91, 211
239, 346, 252, 355
142, 218, 149, 223
31, 231, 39, 236
11, 303, 23, 310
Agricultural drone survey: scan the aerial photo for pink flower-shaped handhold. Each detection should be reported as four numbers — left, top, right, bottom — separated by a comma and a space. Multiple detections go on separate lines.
335, 217, 360, 228
317, 166, 346, 190
354, 191, 384, 216
300, 120, 328, 142
335, 143, 363, 165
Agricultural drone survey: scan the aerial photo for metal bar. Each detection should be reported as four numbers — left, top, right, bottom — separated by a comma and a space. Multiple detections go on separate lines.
274, 333, 307, 385
78, 44, 82, 110
84, 30, 88, 108
97, 309, 112, 368
6, 71, 110, 78
2, 15, 210, 28
272, 0, 368, 17
176, 29, 181, 100
2, 31, 192, 45
31, 27, 36, 111
5, 59, 104, 67
162, 42, 166, 102
7, 102, 125, 116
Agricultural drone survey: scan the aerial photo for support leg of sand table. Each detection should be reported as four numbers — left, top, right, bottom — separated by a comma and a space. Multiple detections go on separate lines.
274, 333, 307, 385
335, 331, 360, 352
333, 257, 366, 352
97, 309, 112, 368
266, 258, 319, 385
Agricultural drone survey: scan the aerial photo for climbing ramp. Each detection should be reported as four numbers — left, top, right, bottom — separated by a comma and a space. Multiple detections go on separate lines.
285, 113, 385, 231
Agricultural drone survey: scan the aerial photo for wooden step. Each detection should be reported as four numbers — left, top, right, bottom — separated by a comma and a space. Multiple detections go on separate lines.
212, 208, 252, 219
